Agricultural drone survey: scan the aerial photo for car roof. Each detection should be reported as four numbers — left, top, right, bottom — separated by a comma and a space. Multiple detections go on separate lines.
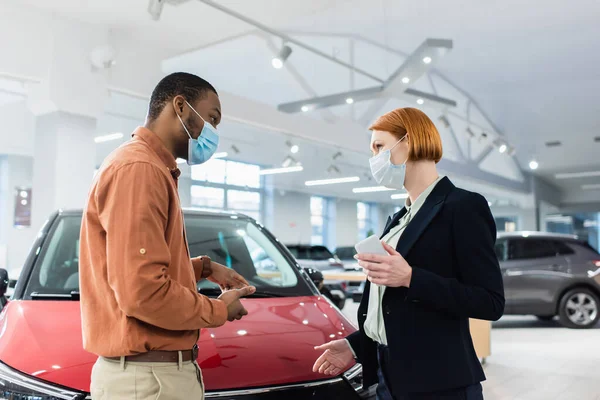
497, 231, 580, 241
57, 208, 255, 220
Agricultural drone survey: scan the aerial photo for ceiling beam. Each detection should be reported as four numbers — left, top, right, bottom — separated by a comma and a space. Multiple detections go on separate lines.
196, 0, 384, 84
277, 38, 455, 113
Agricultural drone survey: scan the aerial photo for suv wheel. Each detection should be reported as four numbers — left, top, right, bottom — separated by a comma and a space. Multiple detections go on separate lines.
558, 288, 600, 329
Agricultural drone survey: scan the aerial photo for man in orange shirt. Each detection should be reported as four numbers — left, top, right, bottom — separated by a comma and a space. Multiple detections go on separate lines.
79, 72, 254, 399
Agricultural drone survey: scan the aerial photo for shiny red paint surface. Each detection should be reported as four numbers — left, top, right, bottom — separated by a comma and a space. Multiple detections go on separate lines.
0, 296, 356, 392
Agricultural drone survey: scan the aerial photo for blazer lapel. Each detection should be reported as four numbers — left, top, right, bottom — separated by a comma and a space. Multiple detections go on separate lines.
380, 208, 407, 239
395, 177, 454, 257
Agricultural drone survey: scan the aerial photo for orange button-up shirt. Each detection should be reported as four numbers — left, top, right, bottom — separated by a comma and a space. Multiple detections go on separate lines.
79, 127, 227, 357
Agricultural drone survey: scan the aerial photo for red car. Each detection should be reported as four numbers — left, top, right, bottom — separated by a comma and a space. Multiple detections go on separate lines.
0, 209, 375, 399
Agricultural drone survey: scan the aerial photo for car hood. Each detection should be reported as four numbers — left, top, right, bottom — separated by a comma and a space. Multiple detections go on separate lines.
0, 296, 356, 392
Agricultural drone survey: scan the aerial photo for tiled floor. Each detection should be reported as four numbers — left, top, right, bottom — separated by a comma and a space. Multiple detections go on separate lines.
342, 301, 600, 400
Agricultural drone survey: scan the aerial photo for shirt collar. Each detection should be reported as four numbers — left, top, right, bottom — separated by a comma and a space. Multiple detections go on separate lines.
404, 175, 444, 213
132, 127, 180, 178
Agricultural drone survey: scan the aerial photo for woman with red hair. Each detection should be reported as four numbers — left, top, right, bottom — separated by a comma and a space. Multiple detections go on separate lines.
314, 108, 505, 400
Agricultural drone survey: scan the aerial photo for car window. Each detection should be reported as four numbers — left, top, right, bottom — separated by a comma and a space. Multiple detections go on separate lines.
495, 239, 508, 261
26, 216, 82, 294
508, 238, 557, 260
24, 214, 310, 298
335, 247, 356, 260
309, 246, 334, 260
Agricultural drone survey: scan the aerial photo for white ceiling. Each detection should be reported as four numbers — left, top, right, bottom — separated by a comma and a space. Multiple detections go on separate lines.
6, 0, 600, 204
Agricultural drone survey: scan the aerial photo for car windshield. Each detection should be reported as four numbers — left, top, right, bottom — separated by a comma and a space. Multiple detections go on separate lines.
23, 213, 312, 299
335, 247, 356, 260
287, 246, 334, 261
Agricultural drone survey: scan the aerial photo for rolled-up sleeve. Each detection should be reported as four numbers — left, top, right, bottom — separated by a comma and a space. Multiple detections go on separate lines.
97, 162, 228, 331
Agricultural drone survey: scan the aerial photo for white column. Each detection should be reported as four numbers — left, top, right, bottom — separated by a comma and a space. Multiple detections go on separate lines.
335, 199, 358, 247
0, 155, 35, 278
31, 113, 97, 230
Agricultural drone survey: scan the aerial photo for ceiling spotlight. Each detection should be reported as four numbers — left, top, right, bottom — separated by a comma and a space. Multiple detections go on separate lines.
346, 97, 354, 104
438, 115, 450, 128
529, 160, 539, 170
301, 105, 309, 112
498, 144, 507, 154
423, 56, 432, 64
332, 151, 343, 161
402, 77, 410, 84
282, 155, 297, 168
272, 45, 292, 69
465, 127, 476, 138
479, 132, 489, 143
230, 144, 240, 154
417, 98, 424, 105
147, 0, 165, 21
286, 140, 299, 154
327, 165, 341, 174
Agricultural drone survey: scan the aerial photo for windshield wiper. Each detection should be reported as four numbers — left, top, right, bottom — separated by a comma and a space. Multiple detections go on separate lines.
30, 291, 80, 300
198, 288, 285, 298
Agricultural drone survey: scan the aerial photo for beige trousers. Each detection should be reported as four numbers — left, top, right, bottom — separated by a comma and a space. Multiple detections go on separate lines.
90, 356, 204, 400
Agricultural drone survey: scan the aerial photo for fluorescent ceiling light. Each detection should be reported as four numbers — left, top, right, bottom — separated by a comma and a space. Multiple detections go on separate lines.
346, 97, 354, 104
582, 184, 600, 190
259, 166, 304, 175
498, 144, 507, 153
305, 176, 360, 186
417, 98, 424, 105
391, 193, 409, 200
352, 186, 395, 193
290, 145, 299, 154
94, 133, 123, 143
213, 152, 228, 159
423, 56, 432, 64
301, 105, 309, 112
555, 171, 600, 179
529, 160, 539, 170
402, 77, 410, 84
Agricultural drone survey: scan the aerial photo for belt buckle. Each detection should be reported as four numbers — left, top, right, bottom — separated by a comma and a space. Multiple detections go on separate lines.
192, 344, 199, 361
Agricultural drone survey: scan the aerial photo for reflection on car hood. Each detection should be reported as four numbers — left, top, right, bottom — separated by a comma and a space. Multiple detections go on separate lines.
0, 296, 356, 392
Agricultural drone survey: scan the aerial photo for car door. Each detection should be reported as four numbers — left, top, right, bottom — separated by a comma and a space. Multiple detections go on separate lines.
504, 238, 570, 316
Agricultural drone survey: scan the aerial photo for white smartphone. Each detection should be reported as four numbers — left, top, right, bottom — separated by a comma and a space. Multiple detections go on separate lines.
355, 235, 388, 256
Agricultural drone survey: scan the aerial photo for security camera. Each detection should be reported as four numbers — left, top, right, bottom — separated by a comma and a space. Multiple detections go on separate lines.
89, 45, 117, 70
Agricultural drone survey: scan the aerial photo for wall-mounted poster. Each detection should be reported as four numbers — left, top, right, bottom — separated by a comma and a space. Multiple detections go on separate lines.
14, 187, 31, 228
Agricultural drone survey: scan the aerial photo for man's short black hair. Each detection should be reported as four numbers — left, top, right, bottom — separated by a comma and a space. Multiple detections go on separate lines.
147, 72, 217, 121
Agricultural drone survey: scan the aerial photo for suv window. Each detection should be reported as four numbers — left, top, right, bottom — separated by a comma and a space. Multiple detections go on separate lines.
553, 240, 575, 256
508, 238, 558, 260
495, 239, 508, 262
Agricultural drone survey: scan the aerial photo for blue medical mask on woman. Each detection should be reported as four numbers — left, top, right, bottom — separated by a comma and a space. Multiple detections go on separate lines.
369, 134, 408, 189
176, 101, 219, 165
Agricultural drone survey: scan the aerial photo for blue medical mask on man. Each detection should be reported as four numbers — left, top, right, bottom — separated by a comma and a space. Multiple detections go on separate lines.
369, 134, 408, 189
176, 100, 219, 165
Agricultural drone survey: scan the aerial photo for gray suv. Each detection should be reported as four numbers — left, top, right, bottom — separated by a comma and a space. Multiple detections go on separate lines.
496, 232, 600, 329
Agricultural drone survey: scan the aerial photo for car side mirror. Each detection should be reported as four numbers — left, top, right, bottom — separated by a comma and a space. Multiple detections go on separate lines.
303, 267, 324, 288
0, 269, 8, 297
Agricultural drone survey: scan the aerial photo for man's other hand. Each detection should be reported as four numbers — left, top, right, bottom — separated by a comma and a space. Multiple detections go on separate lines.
218, 286, 256, 322
209, 263, 249, 290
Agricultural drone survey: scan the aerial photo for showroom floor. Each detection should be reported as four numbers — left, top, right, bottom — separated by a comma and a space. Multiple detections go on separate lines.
342, 301, 599, 400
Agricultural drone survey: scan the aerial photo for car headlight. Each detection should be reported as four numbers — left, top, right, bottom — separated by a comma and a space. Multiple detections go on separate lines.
0, 361, 86, 400
343, 363, 363, 392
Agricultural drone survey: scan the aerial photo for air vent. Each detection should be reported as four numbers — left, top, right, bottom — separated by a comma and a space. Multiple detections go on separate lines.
545, 141, 562, 147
